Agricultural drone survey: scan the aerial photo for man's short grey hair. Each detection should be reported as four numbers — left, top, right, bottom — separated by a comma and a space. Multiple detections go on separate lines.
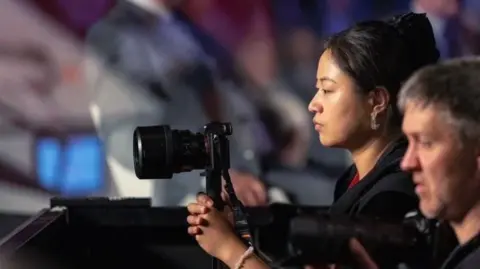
398, 57, 480, 141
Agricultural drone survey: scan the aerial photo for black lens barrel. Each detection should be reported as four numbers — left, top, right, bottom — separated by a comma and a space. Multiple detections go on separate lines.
133, 125, 207, 179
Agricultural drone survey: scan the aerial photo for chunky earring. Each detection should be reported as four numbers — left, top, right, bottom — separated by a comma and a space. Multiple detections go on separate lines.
371, 113, 380, 130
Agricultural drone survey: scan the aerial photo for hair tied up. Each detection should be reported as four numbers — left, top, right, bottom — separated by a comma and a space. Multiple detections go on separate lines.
387, 12, 440, 70
387, 12, 422, 37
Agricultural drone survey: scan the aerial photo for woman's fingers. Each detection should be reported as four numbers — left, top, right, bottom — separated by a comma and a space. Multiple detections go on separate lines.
187, 215, 208, 225
188, 226, 202, 235
197, 193, 214, 207
187, 203, 209, 214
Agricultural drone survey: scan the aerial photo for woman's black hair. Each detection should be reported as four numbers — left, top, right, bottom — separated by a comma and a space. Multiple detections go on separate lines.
324, 12, 440, 127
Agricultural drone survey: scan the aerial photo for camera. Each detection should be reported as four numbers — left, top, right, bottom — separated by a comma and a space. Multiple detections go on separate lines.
133, 122, 245, 269
133, 123, 232, 179
259, 206, 427, 267
250, 204, 456, 268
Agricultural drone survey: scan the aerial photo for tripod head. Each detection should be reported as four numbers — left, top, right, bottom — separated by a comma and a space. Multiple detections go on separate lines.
203, 122, 232, 210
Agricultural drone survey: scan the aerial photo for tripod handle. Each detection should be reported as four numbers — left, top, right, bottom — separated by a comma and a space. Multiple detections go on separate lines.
205, 169, 224, 210
205, 165, 225, 269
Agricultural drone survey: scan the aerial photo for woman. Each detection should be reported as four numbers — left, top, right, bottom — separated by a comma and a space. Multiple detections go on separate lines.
186, 12, 440, 269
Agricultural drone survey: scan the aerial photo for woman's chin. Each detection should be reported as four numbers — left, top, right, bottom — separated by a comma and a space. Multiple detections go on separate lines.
318, 134, 344, 148
318, 135, 334, 147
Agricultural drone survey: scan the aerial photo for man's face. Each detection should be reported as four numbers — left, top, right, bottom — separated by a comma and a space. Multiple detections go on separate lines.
401, 101, 480, 221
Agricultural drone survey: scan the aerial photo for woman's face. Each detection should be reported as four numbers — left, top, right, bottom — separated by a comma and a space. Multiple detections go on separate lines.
308, 49, 372, 148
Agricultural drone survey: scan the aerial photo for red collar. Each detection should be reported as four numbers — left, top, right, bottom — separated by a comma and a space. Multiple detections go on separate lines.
348, 173, 360, 189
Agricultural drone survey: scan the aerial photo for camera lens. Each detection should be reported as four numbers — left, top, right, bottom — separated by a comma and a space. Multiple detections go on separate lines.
133, 125, 208, 179
133, 125, 173, 179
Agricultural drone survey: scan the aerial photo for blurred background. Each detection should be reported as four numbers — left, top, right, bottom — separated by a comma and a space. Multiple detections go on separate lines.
0, 0, 478, 238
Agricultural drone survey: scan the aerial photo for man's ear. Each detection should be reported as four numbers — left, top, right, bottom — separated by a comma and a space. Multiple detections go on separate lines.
368, 86, 390, 115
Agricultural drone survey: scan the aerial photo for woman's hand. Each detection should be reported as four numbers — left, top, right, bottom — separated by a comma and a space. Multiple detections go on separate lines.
187, 194, 248, 265
196, 193, 234, 225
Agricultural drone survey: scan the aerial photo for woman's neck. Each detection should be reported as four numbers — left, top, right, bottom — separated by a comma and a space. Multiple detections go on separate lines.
350, 132, 400, 179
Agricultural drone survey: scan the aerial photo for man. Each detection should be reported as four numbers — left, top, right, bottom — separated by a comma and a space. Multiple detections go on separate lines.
84, 0, 267, 206
352, 57, 480, 269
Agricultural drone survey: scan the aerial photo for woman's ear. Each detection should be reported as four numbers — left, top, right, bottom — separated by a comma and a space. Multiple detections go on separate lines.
368, 86, 390, 114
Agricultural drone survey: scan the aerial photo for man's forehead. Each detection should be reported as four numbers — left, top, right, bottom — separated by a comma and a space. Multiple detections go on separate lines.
402, 101, 443, 133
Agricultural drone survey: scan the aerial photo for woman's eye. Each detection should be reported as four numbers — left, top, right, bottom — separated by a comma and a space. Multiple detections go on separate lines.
320, 88, 332, 94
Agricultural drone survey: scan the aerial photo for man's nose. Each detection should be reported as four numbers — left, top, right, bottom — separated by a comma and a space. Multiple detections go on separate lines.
401, 146, 419, 171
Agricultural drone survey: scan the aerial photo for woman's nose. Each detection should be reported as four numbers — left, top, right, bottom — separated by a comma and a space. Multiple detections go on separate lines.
308, 92, 322, 114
